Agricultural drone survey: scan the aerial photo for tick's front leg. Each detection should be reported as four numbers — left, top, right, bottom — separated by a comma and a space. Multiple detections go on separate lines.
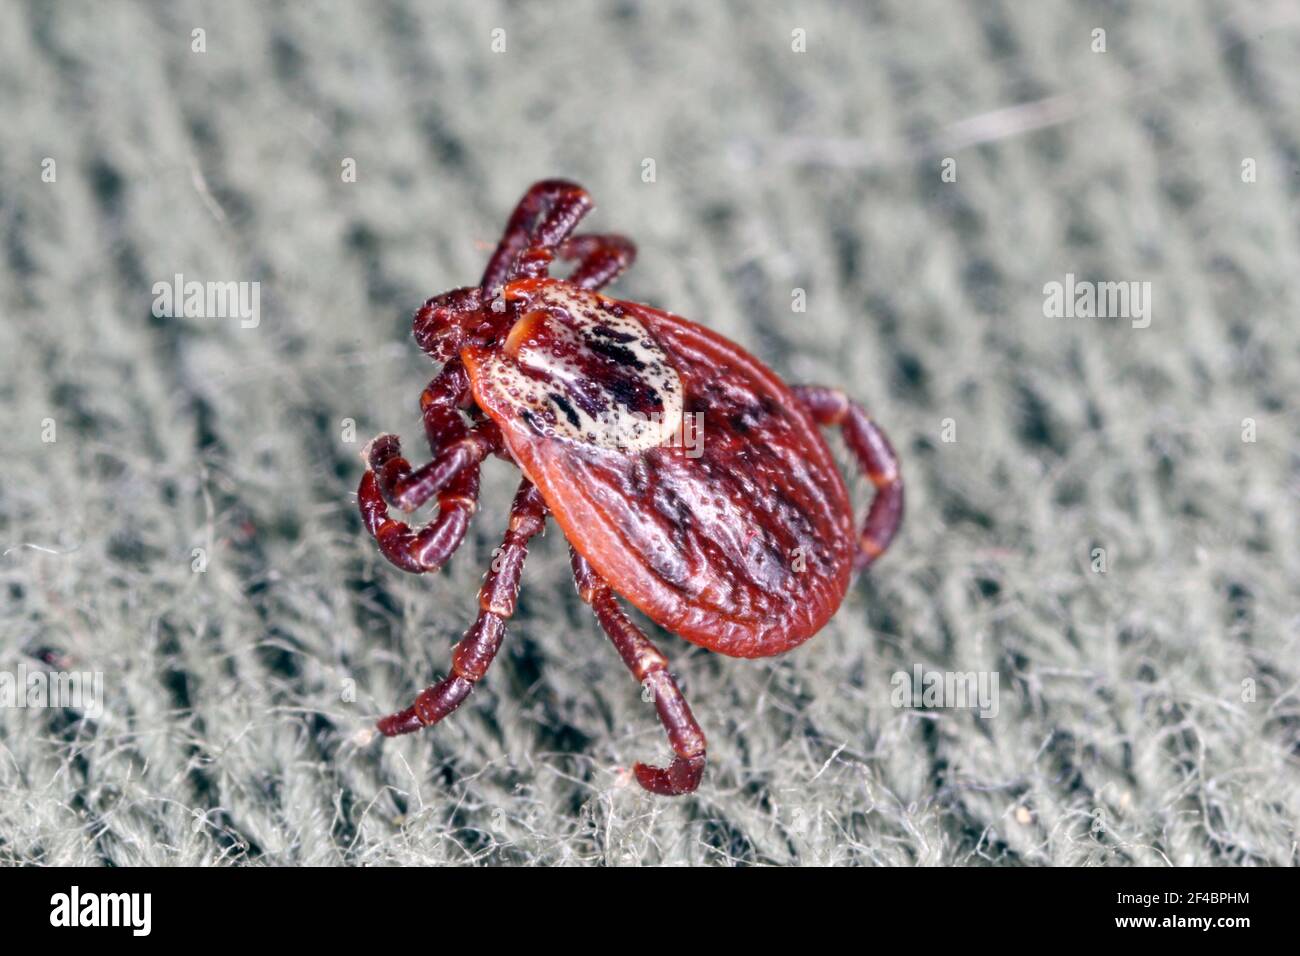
358, 454, 480, 574
366, 359, 496, 514
569, 547, 706, 796
364, 422, 501, 517
377, 479, 548, 736
557, 233, 637, 290
480, 179, 593, 295
358, 361, 505, 573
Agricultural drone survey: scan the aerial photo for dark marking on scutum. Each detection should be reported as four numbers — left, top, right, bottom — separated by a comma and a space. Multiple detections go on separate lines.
606, 374, 659, 413
586, 325, 637, 343
549, 392, 581, 428
565, 374, 618, 420
521, 409, 544, 434
586, 337, 645, 369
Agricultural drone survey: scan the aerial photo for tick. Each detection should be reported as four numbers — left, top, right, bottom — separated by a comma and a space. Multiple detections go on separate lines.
358, 180, 903, 795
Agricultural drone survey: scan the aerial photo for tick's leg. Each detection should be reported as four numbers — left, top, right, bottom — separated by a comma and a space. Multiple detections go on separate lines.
569, 547, 706, 796
377, 480, 548, 736
480, 180, 593, 295
411, 286, 484, 362
358, 454, 480, 575
792, 385, 903, 570
365, 414, 502, 515
365, 360, 486, 514
359, 406, 506, 573
557, 233, 637, 290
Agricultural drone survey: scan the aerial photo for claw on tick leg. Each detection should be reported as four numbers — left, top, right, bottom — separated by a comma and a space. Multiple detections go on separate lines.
633, 754, 706, 796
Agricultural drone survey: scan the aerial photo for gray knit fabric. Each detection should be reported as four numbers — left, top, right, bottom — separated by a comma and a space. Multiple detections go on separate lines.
2, 0, 1298, 865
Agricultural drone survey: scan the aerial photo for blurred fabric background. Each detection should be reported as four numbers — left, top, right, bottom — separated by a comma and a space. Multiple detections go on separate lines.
2, 0, 1298, 864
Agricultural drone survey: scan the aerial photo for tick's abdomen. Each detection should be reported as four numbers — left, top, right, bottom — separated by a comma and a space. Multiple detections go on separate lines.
465, 279, 855, 658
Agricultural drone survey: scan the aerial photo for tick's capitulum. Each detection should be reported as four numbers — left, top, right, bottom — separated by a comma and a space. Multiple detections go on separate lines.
359, 180, 903, 795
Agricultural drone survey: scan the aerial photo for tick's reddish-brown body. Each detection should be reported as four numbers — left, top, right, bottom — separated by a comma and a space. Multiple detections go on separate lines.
358, 181, 903, 795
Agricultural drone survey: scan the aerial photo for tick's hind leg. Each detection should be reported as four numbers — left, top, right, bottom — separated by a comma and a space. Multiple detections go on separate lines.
377, 479, 548, 736
558, 234, 636, 290
792, 385, 903, 569
569, 548, 706, 796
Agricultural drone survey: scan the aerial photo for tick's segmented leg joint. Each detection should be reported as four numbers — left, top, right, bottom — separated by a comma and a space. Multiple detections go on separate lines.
792, 384, 904, 571
558, 233, 637, 290
569, 546, 707, 796
479, 179, 594, 295
377, 480, 548, 738
358, 417, 504, 574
